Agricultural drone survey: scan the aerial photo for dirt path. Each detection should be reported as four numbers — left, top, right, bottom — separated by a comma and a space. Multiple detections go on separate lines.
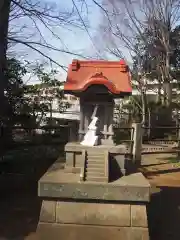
141, 153, 180, 186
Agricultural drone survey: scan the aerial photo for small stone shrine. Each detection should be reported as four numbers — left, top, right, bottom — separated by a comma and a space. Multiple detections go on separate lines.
37, 59, 150, 240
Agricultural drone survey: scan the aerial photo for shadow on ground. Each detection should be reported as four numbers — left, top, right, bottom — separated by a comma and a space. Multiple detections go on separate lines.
0, 144, 65, 239
148, 187, 180, 240
0, 193, 41, 239
142, 154, 180, 239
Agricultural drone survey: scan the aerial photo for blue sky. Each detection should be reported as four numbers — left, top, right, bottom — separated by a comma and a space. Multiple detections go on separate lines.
11, 0, 179, 85
10, 0, 131, 83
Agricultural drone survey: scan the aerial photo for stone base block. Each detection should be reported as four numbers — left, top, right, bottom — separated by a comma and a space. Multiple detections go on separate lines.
38, 167, 150, 202
37, 223, 149, 240
37, 200, 149, 240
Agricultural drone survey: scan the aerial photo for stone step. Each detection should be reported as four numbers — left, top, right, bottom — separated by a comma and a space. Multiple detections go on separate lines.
87, 151, 105, 157
87, 158, 104, 163
87, 152, 105, 156
87, 160, 104, 165
86, 172, 105, 177
87, 154, 104, 158
85, 176, 108, 182
85, 167, 105, 173
87, 157, 104, 161
87, 155, 104, 160
86, 163, 105, 170
86, 162, 104, 168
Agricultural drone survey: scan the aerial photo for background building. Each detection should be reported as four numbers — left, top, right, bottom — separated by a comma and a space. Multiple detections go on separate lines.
26, 79, 180, 127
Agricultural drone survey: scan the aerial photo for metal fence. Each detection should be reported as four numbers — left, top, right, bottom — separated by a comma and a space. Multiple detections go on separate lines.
142, 126, 180, 155
143, 125, 180, 141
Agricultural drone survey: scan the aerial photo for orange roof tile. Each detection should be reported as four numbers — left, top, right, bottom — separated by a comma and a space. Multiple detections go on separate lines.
64, 59, 132, 96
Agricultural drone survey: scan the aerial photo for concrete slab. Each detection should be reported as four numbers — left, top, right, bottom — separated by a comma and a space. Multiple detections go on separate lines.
55, 202, 131, 226
65, 142, 129, 154
37, 223, 149, 240
38, 162, 150, 202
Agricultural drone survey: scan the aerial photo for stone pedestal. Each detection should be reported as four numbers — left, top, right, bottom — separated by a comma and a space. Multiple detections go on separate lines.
37, 160, 150, 240
37, 201, 149, 240
64, 142, 129, 177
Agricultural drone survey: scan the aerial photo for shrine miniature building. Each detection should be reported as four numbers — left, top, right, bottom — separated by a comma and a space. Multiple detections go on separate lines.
64, 59, 132, 145
61, 59, 134, 181
37, 59, 150, 240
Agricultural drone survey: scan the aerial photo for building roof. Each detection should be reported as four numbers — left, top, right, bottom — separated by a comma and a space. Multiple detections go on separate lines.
64, 59, 132, 96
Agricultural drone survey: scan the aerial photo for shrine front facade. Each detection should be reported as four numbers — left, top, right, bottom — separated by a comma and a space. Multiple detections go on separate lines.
64, 59, 132, 145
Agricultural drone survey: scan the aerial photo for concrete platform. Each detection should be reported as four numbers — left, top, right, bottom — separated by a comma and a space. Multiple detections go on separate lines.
65, 142, 129, 153
37, 201, 149, 240
64, 142, 132, 178
38, 161, 150, 202
37, 158, 150, 239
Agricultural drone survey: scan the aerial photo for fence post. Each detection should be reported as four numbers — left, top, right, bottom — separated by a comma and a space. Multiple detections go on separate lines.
131, 123, 142, 166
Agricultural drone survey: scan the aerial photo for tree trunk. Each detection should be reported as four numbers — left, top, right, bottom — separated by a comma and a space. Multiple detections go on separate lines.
147, 106, 151, 140
0, 0, 11, 122
0, 0, 11, 151
157, 77, 162, 103
164, 52, 172, 106
141, 91, 147, 126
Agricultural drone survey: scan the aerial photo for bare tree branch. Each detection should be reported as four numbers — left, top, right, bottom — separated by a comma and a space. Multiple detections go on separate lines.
8, 37, 68, 71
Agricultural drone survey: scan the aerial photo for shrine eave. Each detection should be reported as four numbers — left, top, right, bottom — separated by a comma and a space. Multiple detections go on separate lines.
64, 77, 132, 96
64, 59, 132, 97
63, 88, 131, 98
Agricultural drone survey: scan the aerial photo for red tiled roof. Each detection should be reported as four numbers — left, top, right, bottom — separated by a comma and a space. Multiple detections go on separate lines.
64, 59, 132, 96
